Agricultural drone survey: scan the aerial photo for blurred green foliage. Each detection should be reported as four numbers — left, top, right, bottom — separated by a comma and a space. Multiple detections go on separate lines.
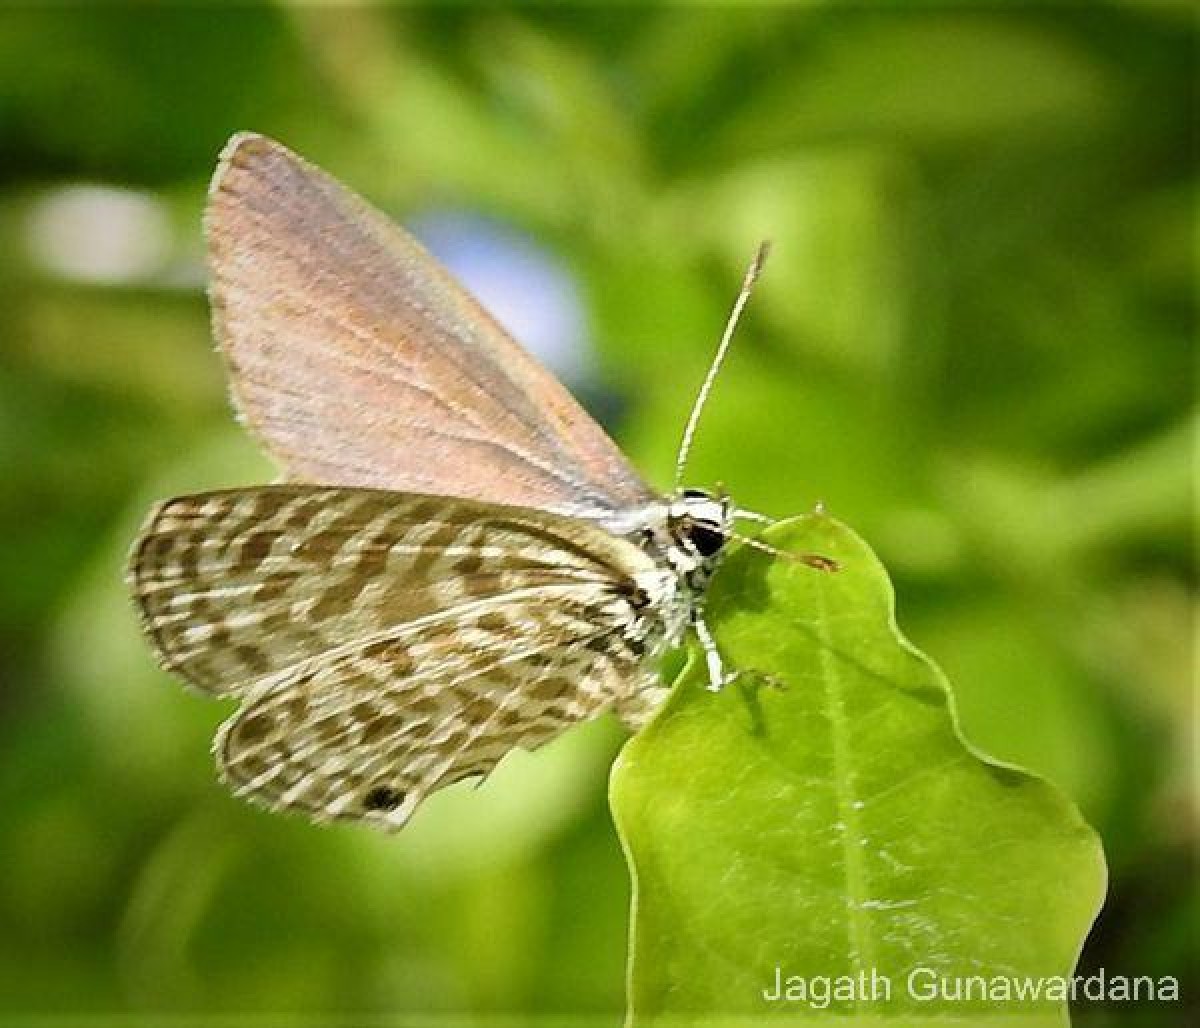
0, 4, 1193, 1026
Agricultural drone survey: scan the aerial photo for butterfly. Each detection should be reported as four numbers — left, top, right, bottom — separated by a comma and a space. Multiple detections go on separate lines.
127, 132, 833, 831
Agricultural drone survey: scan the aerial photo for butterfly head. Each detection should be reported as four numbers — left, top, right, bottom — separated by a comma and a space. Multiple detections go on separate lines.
668, 487, 735, 560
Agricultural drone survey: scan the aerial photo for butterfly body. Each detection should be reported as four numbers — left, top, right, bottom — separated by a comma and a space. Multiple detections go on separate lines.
128, 133, 750, 831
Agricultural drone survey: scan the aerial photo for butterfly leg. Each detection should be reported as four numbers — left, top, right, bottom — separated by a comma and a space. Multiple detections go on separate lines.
695, 615, 734, 692
696, 615, 787, 693
732, 506, 776, 526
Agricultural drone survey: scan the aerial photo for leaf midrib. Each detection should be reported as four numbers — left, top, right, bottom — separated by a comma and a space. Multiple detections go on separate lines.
813, 581, 876, 989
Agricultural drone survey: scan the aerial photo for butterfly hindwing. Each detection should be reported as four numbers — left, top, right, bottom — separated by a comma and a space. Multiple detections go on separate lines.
215, 588, 659, 830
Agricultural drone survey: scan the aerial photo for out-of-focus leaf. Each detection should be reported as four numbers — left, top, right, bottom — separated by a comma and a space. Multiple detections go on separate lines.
612, 516, 1106, 1025
722, 16, 1113, 152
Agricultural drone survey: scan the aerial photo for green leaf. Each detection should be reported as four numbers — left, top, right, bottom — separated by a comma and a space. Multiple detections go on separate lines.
611, 515, 1106, 1027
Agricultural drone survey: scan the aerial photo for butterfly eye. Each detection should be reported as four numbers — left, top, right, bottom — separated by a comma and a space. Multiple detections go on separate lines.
686, 520, 726, 558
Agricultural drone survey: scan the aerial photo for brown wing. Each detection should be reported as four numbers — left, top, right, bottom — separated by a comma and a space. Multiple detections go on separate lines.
206, 132, 655, 520
127, 485, 655, 697
215, 588, 659, 831
126, 484, 663, 830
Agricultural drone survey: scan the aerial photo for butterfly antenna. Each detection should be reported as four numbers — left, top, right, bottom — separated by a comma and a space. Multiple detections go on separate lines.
674, 242, 771, 489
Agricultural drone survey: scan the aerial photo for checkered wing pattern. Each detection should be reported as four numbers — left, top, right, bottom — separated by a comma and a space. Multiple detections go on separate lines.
128, 486, 659, 829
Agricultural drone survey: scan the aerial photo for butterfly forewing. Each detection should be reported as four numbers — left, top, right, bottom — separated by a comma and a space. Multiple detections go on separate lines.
131, 486, 656, 692
207, 133, 655, 522
129, 485, 662, 828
